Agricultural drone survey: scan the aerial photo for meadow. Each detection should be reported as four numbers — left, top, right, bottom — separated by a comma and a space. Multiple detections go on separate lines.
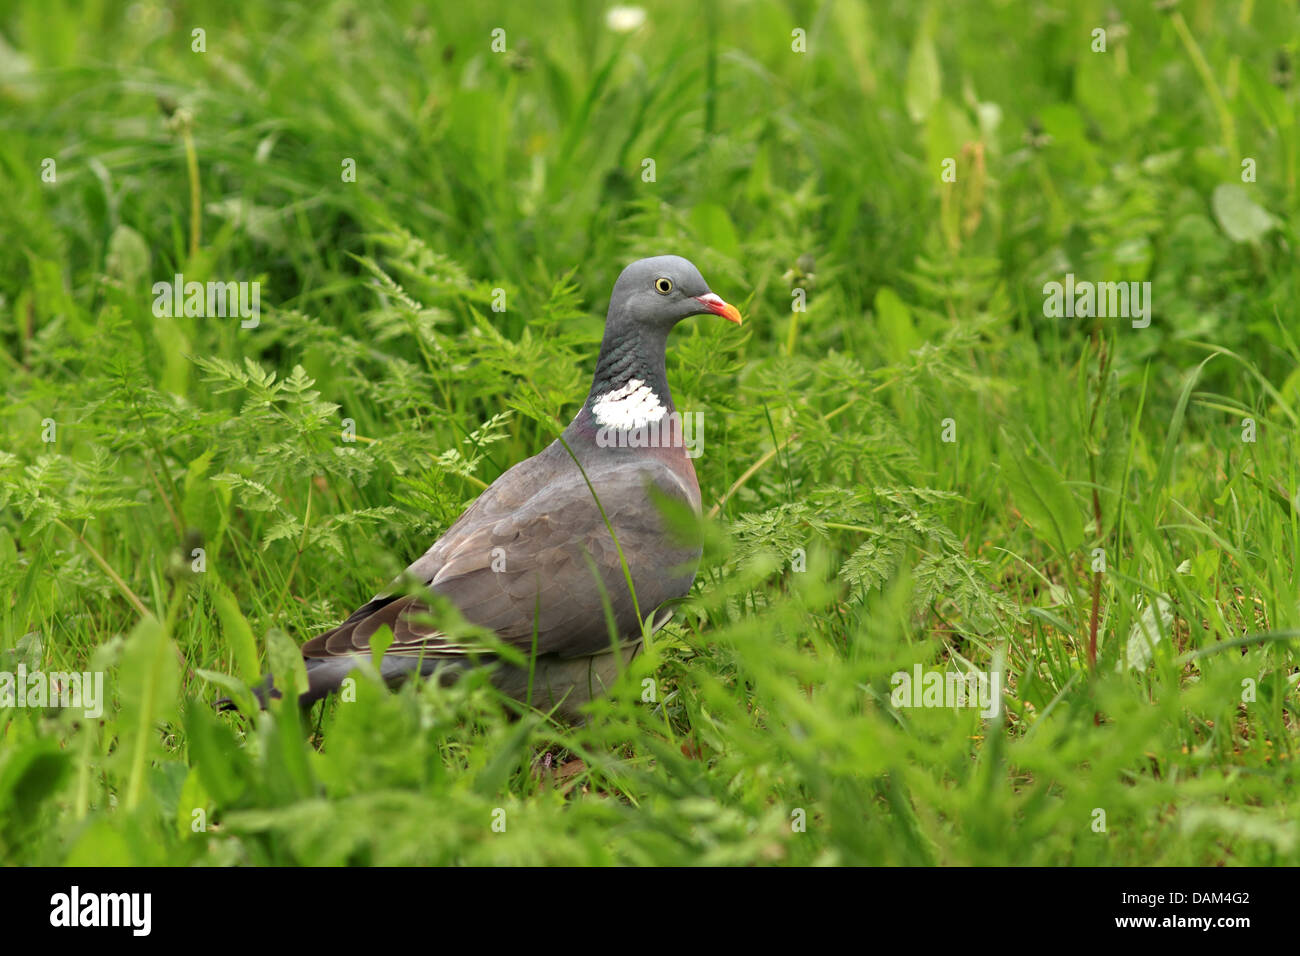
1, 0, 1298, 865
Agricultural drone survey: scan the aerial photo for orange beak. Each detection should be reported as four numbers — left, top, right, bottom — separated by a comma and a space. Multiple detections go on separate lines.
693, 292, 743, 325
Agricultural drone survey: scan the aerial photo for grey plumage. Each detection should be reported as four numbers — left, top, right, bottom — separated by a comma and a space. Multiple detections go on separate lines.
241, 255, 741, 721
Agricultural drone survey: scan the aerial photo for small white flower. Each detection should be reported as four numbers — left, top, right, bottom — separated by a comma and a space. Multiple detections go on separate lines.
605, 5, 647, 33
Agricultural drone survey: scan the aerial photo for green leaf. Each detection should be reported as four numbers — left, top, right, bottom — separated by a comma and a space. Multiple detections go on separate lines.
1119, 596, 1173, 670
176, 766, 210, 839
0, 739, 68, 848
63, 819, 136, 866
183, 700, 250, 806
1002, 445, 1084, 557
369, 625, 393, 671
1150, 357, 1213, 518
195, 667, 257, 716
116, 616, 181, 811
213, 588, 261, 683
905, 27, 940, 122
1211, 184, 1276, 242
874, 287, 919, 363
266, 627, 309, 699
689, 204, 740, 261
105, 225, 150, 286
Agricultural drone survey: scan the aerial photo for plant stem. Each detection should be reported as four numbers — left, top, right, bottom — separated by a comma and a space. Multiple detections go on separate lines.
1169, 11, 1238, 159
183, 125, 201, 260
709, 400, 854, 518
55, 518, 150, 618
274, 478, 314, 618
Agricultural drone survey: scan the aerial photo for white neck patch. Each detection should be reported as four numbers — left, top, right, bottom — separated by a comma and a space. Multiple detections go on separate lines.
591, 378, 667, 430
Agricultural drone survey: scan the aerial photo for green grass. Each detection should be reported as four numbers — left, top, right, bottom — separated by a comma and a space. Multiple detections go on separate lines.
1, 0, 1298, 865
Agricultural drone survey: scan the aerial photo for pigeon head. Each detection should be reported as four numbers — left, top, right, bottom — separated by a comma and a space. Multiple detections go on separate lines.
580, 255, 742, 431
606, 255, 742, 332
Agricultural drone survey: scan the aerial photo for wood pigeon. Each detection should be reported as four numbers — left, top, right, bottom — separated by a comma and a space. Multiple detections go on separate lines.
252, 255, 741, 720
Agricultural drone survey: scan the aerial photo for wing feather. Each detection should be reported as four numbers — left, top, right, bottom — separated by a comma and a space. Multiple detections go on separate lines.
302, 446, 700, 664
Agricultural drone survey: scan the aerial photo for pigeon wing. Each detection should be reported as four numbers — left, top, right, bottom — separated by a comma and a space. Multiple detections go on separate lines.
302, 452, 699, 663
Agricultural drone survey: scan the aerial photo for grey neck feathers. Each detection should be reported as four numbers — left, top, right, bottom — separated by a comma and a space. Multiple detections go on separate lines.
585, 324, 673, 414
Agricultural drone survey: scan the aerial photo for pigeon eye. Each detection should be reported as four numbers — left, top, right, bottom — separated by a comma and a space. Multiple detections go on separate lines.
654, 277, 673, 295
